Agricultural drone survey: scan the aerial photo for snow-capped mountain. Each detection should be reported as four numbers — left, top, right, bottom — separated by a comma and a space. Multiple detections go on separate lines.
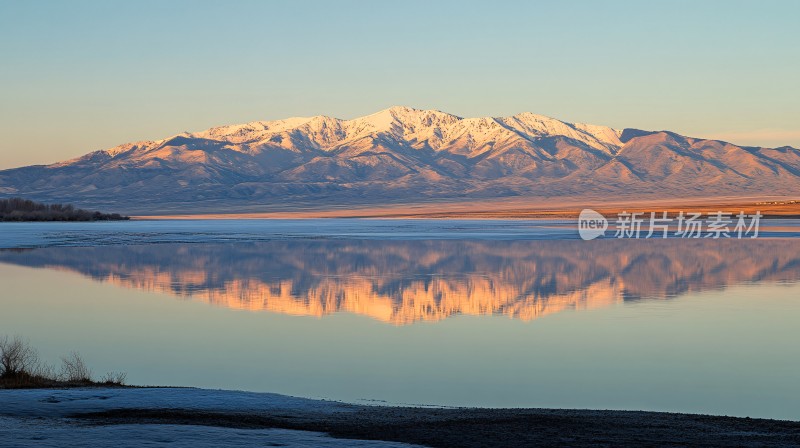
1, 106, 799, 213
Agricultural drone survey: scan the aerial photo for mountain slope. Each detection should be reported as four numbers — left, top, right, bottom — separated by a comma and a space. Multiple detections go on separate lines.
1, 106, 798, 213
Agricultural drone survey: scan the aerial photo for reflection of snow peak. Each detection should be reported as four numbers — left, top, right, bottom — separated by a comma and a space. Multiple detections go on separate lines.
103, 273, 623, 325
4, 238, 800, 325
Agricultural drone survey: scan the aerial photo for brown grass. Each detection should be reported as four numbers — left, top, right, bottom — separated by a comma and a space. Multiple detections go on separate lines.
132, 197, 800, 220
0, 335, 127, 389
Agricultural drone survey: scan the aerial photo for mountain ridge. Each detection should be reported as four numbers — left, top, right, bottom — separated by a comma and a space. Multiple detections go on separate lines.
1, 106, 799, 213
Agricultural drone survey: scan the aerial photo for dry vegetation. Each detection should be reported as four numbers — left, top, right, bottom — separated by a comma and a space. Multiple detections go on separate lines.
142, 197, 800, 220
0, 335, 126, 389
0, 198, 129, 221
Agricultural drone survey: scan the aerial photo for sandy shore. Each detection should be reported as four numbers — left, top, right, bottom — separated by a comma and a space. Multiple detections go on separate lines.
2, 388, 799, 447
132, 196, 800, 220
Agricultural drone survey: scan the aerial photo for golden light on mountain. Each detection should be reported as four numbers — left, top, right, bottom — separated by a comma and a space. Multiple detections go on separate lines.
5, 238, 799, 325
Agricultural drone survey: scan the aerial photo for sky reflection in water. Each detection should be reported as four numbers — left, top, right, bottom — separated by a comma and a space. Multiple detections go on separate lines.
1, 224, 799, 420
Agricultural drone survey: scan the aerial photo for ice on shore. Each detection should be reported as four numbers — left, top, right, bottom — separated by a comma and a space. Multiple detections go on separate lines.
2, 218, 799, 249
0, 219, 576, 249
0, 388, 422, 447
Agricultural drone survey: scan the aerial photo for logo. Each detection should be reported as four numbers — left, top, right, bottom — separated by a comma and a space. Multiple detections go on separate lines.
578, 209, 608, 240
576, 209, 762, 240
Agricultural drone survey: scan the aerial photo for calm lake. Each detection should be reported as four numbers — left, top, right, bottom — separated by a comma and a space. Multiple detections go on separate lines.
1, 219, 799, 420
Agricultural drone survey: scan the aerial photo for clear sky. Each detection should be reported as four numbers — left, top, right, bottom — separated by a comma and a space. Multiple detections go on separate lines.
1, 0, 798, 169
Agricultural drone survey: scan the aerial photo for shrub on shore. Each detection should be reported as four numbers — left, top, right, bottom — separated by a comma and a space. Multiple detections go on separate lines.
0, 336, 126, 389
0, 198, 129, 222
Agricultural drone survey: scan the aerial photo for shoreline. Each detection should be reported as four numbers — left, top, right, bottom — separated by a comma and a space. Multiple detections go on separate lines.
3, 387, 799, 447
129, 197, 800, 220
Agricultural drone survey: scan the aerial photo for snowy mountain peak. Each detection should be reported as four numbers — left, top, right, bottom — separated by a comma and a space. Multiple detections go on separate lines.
178, 106, 622, 152
352, 106, 457, 129
4, 106, 799, 213
500, 112, 622, 153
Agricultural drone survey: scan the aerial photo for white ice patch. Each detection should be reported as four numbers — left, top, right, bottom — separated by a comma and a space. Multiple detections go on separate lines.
0, 388, 423, 448
0, 219, 576, 249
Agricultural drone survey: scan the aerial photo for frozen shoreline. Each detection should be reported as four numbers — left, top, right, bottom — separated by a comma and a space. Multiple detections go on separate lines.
2, 387, 799, 447
0, 219, 576, 249
2, 218, 800, 249
0, 387, 418, 447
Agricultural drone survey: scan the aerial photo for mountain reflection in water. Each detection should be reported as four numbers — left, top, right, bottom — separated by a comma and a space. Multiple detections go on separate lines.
2, 238, 799, 325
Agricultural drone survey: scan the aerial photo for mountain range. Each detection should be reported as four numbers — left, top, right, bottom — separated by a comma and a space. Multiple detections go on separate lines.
1, 106, 799, 213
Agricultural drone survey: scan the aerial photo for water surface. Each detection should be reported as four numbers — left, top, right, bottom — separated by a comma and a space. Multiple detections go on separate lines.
1, 220, 799, 420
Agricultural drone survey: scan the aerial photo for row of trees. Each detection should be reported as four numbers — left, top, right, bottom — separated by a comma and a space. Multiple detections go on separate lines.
0, 198, 129, 221
0, 335, 126, 388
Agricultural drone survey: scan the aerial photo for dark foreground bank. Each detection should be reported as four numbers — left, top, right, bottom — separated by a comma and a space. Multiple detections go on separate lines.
79, 406, 800, 448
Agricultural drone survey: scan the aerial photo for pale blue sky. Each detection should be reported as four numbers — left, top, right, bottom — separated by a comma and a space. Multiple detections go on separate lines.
1, 0, 798, 168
